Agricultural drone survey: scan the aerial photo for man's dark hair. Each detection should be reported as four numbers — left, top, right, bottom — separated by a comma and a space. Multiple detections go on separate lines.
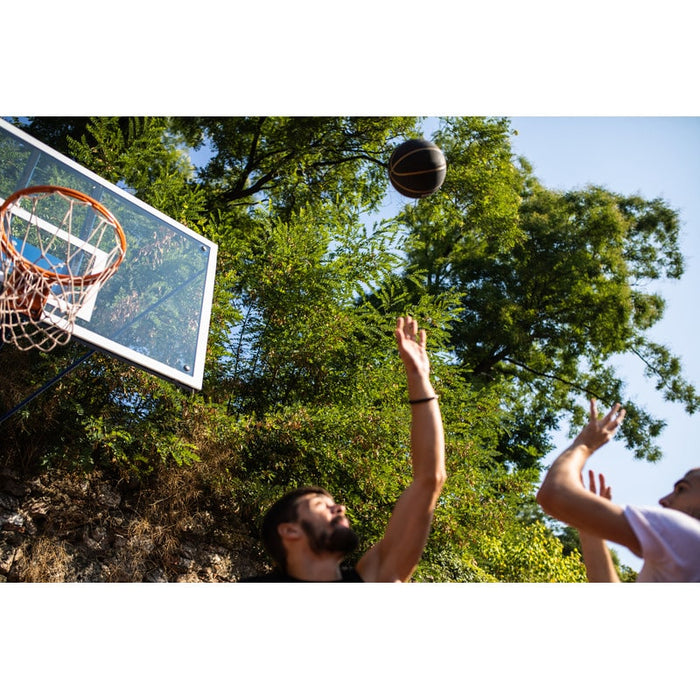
261, 486, 332, 571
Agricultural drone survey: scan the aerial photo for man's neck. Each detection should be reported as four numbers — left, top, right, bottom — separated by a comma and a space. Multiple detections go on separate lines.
285, 554, 345, 582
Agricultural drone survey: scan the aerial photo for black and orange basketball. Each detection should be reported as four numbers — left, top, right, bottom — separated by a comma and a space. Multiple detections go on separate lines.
388, 138, 447, 198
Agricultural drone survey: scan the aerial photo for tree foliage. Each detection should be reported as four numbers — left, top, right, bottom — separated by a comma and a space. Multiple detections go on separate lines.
1, 115, 694, 582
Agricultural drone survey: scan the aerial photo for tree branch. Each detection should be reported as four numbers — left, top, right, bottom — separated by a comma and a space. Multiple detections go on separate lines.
501, 356, 605, 400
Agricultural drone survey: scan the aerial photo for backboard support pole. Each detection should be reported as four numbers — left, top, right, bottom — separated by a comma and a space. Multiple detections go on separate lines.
0, 347, 96, 425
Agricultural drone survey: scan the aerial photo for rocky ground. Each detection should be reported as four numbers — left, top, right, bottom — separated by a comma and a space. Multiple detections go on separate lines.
0, 462, 266, 583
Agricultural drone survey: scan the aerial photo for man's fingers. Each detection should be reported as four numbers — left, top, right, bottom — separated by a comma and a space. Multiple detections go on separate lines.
407, 316, 417, 338
396, 316, 424, 345
604, 403, 625, 425
589, 397, 598, 422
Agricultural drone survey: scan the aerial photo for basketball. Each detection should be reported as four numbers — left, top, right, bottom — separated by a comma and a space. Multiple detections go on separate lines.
388, 138, 447, 198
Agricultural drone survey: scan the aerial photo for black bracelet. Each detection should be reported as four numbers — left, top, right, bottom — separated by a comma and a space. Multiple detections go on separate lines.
408, 396, 438, 404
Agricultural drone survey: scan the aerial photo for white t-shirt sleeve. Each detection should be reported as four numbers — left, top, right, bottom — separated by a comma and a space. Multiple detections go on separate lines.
623, 505, 700, 582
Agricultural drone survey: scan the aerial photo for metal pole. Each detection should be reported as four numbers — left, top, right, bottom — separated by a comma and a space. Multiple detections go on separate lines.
0, 348, 96, 424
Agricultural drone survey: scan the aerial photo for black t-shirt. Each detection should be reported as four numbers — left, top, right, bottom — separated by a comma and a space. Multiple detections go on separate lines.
239, 566, 364, 582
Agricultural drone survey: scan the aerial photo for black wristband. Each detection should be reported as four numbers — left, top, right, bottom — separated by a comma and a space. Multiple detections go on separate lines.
408, 396, 438, 404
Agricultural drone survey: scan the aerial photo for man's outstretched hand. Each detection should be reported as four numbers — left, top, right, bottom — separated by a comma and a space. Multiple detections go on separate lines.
395, 315, 430, 378
572, 398, 626, 455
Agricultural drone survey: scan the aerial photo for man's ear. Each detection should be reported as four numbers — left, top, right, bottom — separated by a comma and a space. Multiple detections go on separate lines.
278, 522, 302, 541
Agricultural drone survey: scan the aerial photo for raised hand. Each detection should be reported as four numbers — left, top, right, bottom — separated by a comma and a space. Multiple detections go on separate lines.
572, 398, 626, 454
587, 470, 612, 500
394, 315, 430, 378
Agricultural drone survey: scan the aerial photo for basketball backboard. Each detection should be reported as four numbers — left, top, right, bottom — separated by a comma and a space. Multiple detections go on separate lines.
0, 118, 218, 390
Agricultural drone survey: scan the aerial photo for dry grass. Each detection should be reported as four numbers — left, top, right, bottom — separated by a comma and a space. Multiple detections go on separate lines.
20, 537, 72, 582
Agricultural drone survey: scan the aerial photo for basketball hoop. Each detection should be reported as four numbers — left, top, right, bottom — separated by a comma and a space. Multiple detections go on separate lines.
0, 185, 127, 351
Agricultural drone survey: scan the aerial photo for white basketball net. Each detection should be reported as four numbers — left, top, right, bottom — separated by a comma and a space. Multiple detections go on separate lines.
0, 187, 126, 351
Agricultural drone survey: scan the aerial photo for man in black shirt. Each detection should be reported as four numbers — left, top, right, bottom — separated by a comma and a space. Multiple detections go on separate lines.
242, 316, 446, 582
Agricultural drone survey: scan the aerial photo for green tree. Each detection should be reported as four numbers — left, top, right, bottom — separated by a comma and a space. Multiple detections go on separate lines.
171, 116, 417, 216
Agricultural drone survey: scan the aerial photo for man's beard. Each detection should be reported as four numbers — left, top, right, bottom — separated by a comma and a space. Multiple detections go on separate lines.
301, 518, 359, 556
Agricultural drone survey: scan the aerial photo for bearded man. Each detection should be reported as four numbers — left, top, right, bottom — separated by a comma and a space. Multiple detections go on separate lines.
240, 316, 446, 582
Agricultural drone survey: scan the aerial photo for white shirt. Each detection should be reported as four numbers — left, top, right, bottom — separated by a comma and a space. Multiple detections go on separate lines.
624, 505, 700, 582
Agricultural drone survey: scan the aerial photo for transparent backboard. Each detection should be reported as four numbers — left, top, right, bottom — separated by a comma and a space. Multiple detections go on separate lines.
0, 118, 218, 390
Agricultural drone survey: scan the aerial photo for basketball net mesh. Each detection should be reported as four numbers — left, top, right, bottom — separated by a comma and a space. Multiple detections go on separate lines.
0, 186, 126, 351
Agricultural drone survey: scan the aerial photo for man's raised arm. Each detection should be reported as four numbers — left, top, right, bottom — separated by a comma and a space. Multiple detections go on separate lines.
356, 316, 446, 582
537, 398, 641, 556
578, 470, 621, 582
